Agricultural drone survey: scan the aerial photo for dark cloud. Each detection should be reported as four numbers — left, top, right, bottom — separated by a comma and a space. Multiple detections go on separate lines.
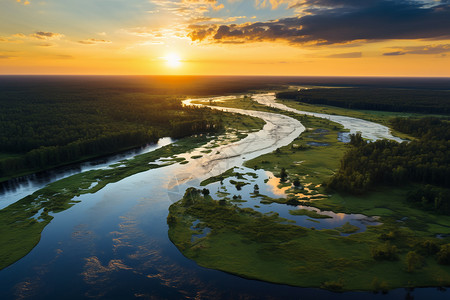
383, 51, 406, 56
189, 1, 450, 45
327, 52, 362, 58
383, 44, 450, 56
30, 31, 64, 40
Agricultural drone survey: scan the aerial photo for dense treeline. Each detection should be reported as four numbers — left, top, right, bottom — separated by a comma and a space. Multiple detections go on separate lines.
389, 117, 450, 140
277, 88, 450, 114
0, 85, 223, 180
327, 117, 450, 213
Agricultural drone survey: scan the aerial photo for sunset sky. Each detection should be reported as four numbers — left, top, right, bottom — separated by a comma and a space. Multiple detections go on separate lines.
1, 0, 449, 76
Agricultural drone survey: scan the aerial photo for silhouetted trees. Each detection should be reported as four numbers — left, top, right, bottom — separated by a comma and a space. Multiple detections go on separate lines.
277, 88, 450, 114
0, 88, 224, 179
437, 244, 450, 265
280, 168, 288, 182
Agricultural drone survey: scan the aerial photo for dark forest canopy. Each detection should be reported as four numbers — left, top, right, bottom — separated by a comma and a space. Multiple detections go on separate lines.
1, 75, 450, 96
327, 117, 450, 214
0, 81, 228, 181
277, 88, 450, 114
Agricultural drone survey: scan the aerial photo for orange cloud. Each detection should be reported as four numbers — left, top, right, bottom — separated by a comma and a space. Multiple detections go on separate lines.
78, 39, 112, 45
16, 0, 31, 5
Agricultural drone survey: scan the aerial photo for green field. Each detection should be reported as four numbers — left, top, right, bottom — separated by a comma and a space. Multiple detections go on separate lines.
168, 189, 450, 291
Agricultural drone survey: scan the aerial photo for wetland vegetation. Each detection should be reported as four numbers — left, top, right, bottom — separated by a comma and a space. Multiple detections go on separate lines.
168, 91, 450, 291
168, 188, 450, 291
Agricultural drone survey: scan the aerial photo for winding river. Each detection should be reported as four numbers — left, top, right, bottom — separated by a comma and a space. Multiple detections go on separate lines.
252, 93, 404, 142
0, 94, 446, 299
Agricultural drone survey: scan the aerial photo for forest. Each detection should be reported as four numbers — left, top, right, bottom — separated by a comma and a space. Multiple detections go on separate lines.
0, 82, 225, 181
327, 117, 450, 214
276, 88, 450, 114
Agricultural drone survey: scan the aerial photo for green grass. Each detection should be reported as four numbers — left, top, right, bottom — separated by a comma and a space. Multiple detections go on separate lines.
289, 209, 332, 219
312, 187, 450, 236
200, 168, 254, 186
209, 106, 266, 133
168, 191, 450, 291
0, 153, 22, 160
277, 97, 445, 124
335, 222, 360, 234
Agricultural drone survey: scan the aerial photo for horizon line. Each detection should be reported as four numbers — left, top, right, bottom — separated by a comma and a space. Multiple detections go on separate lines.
1, 74, 450, 79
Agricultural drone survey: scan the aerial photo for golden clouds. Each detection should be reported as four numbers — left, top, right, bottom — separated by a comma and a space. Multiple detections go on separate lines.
16, 0, 31, 5
78, 39, 112, 45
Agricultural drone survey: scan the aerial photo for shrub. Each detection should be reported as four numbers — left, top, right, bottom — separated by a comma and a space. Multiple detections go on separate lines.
371, 243, 398, 261
201, 188, 210, 196
405, 251, 424, 272
436, 244, 450, 265
167, 214, 176, 224
321, 279, 344, 291
414, 240, 440, 256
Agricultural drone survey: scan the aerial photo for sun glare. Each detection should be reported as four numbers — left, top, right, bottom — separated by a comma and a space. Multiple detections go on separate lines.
165, 53, 181, 68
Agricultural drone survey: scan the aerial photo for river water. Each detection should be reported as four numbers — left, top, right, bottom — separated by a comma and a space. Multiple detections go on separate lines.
252, 93, 405, 142
0, 138, 174, 210
0, 95, 446, 299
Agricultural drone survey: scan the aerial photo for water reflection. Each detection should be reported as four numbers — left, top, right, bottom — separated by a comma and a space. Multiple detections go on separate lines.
265, 172, 291, 198
203, 166, 380, 234
0, 137, 174, 209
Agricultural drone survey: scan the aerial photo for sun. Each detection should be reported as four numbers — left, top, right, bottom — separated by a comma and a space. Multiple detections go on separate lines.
165, 53, 181, 68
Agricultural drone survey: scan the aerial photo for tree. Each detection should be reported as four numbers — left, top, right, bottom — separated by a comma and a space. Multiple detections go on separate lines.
405, 251, 424, 272
437, 244, 450, 265
280, 168, 288, 182
253, 184, 259, 194
371, 243, 398, 261
201, 188, 210, 196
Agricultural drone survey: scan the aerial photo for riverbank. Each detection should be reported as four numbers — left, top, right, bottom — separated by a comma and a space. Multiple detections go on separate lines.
168, 189, 450, 291
0, 135, 215, 270
0, 92, 303, 272
0, 108, 266, 271
0, 108, 265, 184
